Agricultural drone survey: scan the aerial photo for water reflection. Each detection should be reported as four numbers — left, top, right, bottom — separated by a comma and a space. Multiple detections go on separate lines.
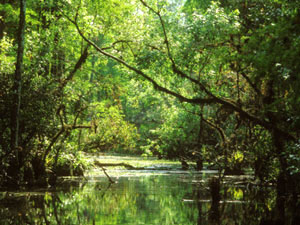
0, 171, 299, 225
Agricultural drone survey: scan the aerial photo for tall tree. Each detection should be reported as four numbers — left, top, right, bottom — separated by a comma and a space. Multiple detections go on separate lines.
11, 0, 26, 165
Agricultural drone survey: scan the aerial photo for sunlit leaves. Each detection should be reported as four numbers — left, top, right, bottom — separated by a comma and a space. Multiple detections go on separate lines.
0, 34, 15, 74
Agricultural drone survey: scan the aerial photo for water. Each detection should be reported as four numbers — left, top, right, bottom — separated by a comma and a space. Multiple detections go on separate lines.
1, 172, 206, 225
0, 160, 299, 224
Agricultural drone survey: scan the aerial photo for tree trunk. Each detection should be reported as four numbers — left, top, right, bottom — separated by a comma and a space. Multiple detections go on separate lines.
11, 0, 26, 162
273, 130, 287, 224
196, 107, 204, 171
8, 0, 26, 185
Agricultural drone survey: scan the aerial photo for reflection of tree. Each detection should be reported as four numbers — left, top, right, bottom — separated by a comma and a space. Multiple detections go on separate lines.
196, 188, 203, 225
1, 175, 299, 224
191, 175, 300, 225
52, 195, 62, 225
208, 177, 220, 224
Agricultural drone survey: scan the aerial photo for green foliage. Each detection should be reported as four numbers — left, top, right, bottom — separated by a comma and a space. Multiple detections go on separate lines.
81, 103, 139, 153
0, 34, 15, 73
0, 0, 140, 186
141, 103, 201, 159
54, 151, 90, 176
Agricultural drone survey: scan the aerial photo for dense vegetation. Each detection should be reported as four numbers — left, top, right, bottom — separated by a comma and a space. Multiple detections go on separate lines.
0, 0, 299, 217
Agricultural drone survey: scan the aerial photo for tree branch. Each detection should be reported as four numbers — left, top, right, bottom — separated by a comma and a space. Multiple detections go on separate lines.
43, 124, 91, 162
202, 117, 227, 144
60, 44, 89, 88
240, 71, 262, 96
67, 12, 295, 142
139, 0, 216, 96
67, 16, 215, 104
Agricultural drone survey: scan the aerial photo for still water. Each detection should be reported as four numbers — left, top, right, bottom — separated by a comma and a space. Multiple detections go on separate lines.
0, 165, 298, 224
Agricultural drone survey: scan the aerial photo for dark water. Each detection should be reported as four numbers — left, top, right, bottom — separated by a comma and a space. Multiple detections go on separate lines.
0, 169, 299, 225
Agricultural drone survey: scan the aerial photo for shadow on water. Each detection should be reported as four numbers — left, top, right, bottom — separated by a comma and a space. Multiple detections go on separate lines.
0, 168, 299, 225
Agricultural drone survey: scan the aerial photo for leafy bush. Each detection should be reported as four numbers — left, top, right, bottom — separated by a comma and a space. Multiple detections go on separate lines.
81, 103, 139, 153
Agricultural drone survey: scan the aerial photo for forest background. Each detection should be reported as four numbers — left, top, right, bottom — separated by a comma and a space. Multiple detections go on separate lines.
0, 0, 299, 204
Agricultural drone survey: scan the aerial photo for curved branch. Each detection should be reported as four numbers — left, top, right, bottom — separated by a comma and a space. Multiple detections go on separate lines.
43, 124, 91, 162
67, 17, 215, 105
139, 0, 216, 96
202, 117, 227, 144
67, 15, 295, 142
240, 71, 262, 96
140, 0, 173, 61
182, 105, 226, 144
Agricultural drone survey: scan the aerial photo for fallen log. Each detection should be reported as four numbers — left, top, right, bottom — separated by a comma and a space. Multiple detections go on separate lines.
94, 160, 145, 170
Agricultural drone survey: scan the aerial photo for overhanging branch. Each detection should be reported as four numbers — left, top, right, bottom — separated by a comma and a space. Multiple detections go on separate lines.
67, 13, 295, 142
67, 16, 215, 105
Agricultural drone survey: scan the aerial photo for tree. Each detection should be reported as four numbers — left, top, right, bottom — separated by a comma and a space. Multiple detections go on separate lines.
8, 0, 26, 183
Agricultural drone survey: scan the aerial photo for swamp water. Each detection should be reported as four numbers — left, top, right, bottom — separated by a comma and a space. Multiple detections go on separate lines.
0, 156, 298, 224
